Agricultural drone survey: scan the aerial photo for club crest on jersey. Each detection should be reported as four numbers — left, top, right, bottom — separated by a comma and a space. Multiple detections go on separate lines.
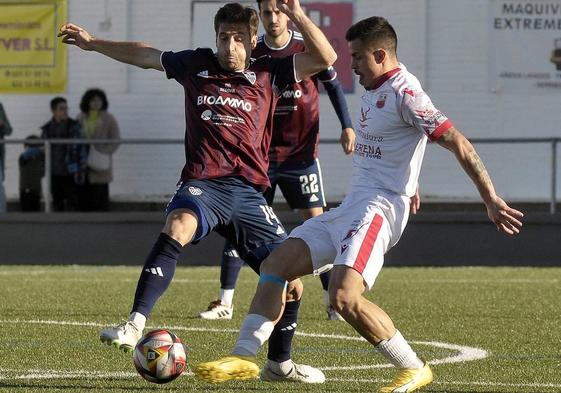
242, 71, 256, 85
376, 93, 388, 108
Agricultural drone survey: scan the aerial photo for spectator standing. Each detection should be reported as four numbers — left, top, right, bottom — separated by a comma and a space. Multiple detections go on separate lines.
0, 102, 13, 213
40, 97, 86, 212
19, 135, 45, 212
77, 88, 120, 211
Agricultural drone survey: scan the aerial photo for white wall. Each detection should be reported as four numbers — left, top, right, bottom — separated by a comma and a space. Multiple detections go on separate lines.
2, 0, 559, 203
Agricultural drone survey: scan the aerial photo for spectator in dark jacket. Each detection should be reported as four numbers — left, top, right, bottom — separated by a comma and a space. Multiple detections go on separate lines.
0, 102, 13, 213
40, 97, 86, 211
19, 135, 45, 212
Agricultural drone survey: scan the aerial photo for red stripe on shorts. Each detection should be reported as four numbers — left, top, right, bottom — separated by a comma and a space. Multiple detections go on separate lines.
353, 214, 383, 274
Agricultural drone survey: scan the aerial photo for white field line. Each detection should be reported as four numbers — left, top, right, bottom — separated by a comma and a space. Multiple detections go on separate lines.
0, 320, 559, 390
0, 319, 487, 372
1, 369, 560, 390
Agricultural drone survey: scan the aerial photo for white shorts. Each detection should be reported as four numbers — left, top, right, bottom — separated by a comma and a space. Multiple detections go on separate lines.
289, 188, 410, 289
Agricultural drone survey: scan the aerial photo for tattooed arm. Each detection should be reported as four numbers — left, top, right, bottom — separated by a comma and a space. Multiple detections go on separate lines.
437, 127, 524, 236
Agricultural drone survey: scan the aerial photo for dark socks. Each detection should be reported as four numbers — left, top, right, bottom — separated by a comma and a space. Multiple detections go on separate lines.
131, 233, 182, 317
220, 242, 244, 289
319, 270, 331, 291
267, 299, 301, 362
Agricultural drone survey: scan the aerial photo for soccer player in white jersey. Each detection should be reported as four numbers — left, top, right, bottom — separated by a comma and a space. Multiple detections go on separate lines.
195, 16, 524, 391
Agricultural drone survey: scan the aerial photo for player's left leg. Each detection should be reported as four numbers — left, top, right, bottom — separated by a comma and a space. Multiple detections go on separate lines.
195, 238, 322, 383
198, 240, 242, 320
328, 266, 432, 393
329, 195, 432, 392
195, 188, 333, 384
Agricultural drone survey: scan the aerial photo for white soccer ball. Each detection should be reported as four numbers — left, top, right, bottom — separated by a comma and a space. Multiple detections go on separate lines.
133, 329, 187, 384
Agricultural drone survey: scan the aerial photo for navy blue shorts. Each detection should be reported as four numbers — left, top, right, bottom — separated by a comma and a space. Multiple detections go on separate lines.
263, 159, 326, 209
166, 177, 287, 272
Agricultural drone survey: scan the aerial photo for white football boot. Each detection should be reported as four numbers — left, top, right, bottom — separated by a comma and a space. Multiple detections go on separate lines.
198, 300, 234, 320
100, 320, 143, 353
260, 361, 326, 383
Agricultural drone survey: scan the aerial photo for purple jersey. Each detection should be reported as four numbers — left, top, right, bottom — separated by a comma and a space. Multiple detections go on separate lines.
161, 48, 296, 191
252, 31, 336, 163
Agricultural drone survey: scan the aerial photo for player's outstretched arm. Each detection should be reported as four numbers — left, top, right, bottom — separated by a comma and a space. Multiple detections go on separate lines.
437, 127, 524, 235
277, 0, 337, 80
58, 23, 164, 71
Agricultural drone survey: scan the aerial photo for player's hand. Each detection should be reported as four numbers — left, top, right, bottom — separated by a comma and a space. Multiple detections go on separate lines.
410, 184, 421, 215
340, 128, 355, 155
485, 196, 523, 236
276, 0, 303, 16
58, 23, 94, 51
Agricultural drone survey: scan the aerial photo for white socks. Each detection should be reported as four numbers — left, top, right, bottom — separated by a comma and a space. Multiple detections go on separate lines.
219, 288, 235, 307
232, 314, 275, 357
377, 330, 424, 369
128, 312, 146, 331
266, 359, 294, 375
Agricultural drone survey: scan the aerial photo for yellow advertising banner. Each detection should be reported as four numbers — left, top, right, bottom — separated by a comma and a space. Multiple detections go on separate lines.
0, 0, 67, 93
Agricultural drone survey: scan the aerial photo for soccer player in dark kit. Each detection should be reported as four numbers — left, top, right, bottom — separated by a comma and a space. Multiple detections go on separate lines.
59, 0, 335, 383
199, 0, 355, 322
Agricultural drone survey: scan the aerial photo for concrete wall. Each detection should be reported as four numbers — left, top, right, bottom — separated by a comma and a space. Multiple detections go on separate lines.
1, 211, 559, 266
1, 0, 560, 204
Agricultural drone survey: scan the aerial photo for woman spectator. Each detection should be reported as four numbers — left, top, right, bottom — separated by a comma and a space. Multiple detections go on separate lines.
77, 88, 120, 211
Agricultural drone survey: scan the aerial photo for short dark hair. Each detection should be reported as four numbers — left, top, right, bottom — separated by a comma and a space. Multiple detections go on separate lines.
24, 134, 41, 148
345, 16, 398, 54
50, 97, 66, 111
80, 88, 108, 114
214, 3, 259, 38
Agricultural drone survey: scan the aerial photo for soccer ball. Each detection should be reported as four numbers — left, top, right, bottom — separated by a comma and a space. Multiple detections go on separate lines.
133, 329, 187, 384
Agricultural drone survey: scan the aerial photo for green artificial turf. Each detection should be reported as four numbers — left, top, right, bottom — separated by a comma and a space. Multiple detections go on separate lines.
1, 265, 560, 392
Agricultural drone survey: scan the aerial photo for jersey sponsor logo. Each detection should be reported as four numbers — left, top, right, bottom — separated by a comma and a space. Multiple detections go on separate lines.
355, 143, 382, 159
197, 95, 252, 112
219, 83, 236, 93
197, 70, 209, 78
359, 106, 372, 127
201, 109, 212, 121
281, 89, 303, 99
188, 186, 203, 196
376, 93, 388, 108
357, 129, 384, 142
242, 70, 256, 85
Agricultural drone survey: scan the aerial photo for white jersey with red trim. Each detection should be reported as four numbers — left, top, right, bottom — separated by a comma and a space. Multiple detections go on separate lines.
352, 63, 453, 197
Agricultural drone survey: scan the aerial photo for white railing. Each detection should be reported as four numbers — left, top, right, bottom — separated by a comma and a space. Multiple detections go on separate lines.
1, 137, 559, 213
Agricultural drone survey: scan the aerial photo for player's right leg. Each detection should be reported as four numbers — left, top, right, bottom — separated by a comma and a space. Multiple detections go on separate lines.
100, 180, 218, 353
198, 240, 242, 320
99, 208, 197, 352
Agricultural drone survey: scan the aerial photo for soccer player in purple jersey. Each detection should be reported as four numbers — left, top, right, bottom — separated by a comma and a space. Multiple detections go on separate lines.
59, 0, 336, 383
199, 0, 355, 322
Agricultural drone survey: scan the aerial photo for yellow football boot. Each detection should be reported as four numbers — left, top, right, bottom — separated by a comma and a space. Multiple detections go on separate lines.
194, 355, 260, 383
378, 362, 433, 393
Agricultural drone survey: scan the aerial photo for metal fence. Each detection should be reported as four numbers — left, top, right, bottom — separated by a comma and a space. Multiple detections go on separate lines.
1, 137, 559, 213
